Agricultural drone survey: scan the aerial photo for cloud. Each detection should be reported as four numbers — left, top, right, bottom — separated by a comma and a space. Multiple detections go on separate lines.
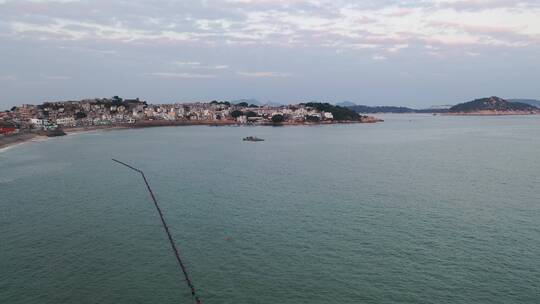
144, 72, 216, 79
174, 61, 229, 70
0, 75, 17, 81
434, 0, 538, 11
1, 0, 539, 109
42, 75, 71, 80
2, 0, 538, 56
174, 61, 202, 66
198, 65, 229, 70
237, 71, 292, 78
0, 0, 80, 3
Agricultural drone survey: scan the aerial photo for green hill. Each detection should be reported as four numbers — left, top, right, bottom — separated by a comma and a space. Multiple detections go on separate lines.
348, 105, 416, 113
303, 102, 359, 121
508, 99, 540, 108
449, 96, 537, 113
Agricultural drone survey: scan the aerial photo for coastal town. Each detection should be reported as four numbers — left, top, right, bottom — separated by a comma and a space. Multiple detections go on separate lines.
0, 97, 381, 144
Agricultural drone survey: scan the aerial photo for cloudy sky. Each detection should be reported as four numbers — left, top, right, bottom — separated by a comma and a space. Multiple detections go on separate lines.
1, 0, 539, 109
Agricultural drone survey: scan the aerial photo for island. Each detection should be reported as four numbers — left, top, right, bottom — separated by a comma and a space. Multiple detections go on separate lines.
0, 97, 382, 149
343, 98, 540, 114
447, 96, 539, 115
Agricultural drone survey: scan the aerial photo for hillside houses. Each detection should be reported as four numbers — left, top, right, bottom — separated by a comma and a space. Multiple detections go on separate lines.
2, 97, 356, 133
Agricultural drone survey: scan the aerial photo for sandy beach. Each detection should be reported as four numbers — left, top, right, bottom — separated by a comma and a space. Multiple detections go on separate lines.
0, 133, 42, 151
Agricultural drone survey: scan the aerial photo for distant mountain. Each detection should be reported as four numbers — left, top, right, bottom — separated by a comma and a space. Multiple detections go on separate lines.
348, 105, 417, 114
264, 101, 284, 107
232, 98, 285, 107
449, 96, 537, 113
232, 98, 261, 106
415, 108, 449, 113
336, 101, 356, 107
335, 97, 540, 114
508, 99, 540, 108
427, 104, 454, 110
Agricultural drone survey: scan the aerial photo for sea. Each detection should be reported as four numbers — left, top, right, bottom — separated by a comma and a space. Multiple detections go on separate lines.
1, 114, 539, 304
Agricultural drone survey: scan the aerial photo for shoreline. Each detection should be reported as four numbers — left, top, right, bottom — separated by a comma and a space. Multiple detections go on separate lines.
444, 111, 539, 116
0, 133, 48, 152
0, 126, 127, 150
4, 111, 538, 151
0, 119, 381, 150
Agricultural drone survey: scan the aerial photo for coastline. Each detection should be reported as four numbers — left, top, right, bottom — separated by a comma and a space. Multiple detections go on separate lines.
0, 118, 382, 151
0, 133, 47, 151
0, 127, 126, 151
445, 110, 539, 116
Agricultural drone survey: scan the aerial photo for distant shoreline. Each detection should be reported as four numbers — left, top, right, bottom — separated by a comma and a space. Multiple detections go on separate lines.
445, 111, 539, 116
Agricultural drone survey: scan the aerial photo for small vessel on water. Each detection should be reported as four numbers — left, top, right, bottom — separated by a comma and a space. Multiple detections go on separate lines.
243, 136, 264, 142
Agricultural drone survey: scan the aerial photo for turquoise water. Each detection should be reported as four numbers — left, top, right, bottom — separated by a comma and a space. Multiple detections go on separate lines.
1, 115, 539, 303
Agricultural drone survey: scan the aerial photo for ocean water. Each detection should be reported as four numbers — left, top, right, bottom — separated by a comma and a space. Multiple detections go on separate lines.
1, 114, 539, 304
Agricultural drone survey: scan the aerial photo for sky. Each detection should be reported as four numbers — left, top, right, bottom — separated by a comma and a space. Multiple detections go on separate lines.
1, 0, 539, 109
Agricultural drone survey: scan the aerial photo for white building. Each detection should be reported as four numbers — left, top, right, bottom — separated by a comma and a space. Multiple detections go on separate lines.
30, 118, 46, 127
237, 115, 247, 124
56, 117, 76, 126
323, 112, 334, 120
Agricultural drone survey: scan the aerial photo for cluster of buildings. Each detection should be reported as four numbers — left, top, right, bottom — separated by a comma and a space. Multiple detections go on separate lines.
1, 97, 144, 131
0, 97, 338, 135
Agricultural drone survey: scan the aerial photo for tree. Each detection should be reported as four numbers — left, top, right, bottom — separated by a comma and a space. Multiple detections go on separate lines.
306, 115, 320, 122
75, 112, 87, 119
236, 102, 249, 107
305, 102, 358, 121
230, 110, 243, 118
245, 111, 258, 118
271, 114, 285, 123
249, 104, 259, 108
211, 100, 231, 106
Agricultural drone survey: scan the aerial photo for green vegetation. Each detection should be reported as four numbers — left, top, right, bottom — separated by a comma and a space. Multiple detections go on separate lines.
304, 102, 359, 121
449, 96, 537, 113
75, 112, 87, 119
306, 115, 320, 122
230, 110, 243, 118
245, 111, 258, 118
348, 105, 416, 114
271, 114, 285, 123
210, 100, 231, 106
509, 99, 540, 108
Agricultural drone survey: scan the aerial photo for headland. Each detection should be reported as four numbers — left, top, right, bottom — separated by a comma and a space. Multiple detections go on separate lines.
0, 97, 383, 149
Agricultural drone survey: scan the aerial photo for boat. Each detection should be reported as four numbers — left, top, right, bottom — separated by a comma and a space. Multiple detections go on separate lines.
243, 136, 264, 142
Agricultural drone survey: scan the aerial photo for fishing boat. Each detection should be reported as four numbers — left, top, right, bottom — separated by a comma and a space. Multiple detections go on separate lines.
243, 136, 264, 142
